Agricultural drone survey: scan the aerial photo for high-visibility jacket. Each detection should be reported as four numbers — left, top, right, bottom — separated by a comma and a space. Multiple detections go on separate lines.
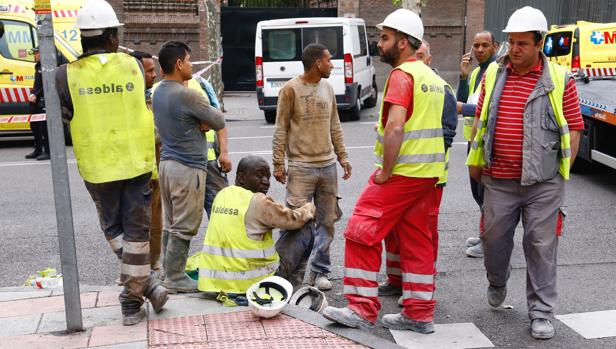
67, 53, 155, 183
198, 185, 279, 294
186, 78, 217, 161
466, 61, 572, 182
375, 61, 447, 178
462, 67, 481, 141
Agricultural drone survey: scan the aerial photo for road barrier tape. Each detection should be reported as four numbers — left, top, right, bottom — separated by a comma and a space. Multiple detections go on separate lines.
0, 114, 46, 124
584, 68, 616, 77
0, 87, 31, 103
119, 46, 222, 76
53, 9, 79, 18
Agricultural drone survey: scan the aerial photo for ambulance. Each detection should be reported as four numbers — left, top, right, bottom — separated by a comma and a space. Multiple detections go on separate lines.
543, 21, 616, 77
0, 0, 82, 142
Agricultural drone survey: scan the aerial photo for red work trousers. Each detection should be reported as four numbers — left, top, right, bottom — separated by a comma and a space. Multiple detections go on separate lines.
343, 171, 437, 323
385, 185, 444, 286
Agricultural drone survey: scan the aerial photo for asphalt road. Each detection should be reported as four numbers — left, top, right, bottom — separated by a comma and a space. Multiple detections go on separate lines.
1, 92, 615, 348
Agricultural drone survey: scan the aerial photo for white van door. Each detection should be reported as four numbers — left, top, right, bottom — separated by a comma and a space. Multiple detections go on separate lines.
350, 24, 372, 103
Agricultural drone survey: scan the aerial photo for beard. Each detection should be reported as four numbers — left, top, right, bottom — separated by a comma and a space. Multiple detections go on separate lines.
379, 44, 400, 66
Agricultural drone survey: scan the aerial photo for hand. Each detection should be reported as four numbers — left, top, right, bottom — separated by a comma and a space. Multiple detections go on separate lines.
457, 101, 463, 114
218, 153, 232, 173
342, 162, 352, 180
29, 94, 37, 104
273, 168, 287, 184
469, 166, 483, 183
374, 169, 391, 184
199, 122, 211, 132
460, 52, 472, 79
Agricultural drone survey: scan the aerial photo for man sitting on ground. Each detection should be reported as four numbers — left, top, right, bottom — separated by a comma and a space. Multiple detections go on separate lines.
197, 155, 316, 294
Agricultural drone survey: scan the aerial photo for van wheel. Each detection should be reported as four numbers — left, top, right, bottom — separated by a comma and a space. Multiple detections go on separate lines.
264, 110, 276, 124
363, 80, 378, 108
63, 123, 72, 146
343, 96, 361, 122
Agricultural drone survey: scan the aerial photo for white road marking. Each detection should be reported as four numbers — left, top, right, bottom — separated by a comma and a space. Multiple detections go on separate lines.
228, 136, 272, 140
557, 310, 616, 339
259, 125, 276, 129
390, 323, 494, 349
0, 159, 77, 167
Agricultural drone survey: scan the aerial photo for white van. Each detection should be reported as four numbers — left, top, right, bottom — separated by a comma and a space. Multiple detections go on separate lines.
255, 17, 378, 123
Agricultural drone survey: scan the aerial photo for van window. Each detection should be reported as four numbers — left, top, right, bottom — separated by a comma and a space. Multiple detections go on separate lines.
358, 25, 367, 56
303, 26, 343, 59
0, 19, 36, 62
544, 32, 573, 57
263, 28, 302, 61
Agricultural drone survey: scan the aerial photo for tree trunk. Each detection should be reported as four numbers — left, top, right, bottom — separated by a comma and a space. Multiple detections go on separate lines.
203, 0, 224, 109
401, 0, 423, 16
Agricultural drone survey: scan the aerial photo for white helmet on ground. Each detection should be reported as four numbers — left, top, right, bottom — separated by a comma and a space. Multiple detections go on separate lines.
76, 0, 123, 37
376, 9, 424, 42
247, 276, 293, 319
503, 6, 548, 34
290, 286, 328, 313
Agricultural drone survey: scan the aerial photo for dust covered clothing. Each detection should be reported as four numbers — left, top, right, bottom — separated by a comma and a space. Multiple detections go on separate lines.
272, 76, 349, 277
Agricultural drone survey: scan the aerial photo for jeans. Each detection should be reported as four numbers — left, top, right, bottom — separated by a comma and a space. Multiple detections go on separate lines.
285, 163, 341, 276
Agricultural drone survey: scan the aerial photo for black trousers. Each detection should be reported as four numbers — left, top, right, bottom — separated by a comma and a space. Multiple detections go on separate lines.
30, 121, 49, 154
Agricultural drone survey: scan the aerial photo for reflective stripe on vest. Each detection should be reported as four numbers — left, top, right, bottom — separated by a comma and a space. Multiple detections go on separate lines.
198, 186, 278, 294
374, 61, 447, 178
466, 61, 571, 180
68, 53, 155, 183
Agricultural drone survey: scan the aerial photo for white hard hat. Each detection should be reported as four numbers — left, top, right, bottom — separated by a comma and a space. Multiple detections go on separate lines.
76, 0, 123, 37
503, 6, 548, 34
290, 286, 328, 313
246, 276, 293, 319
376, 9, 423, 42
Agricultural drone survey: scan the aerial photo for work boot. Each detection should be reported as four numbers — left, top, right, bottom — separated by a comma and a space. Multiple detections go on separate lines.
322, 306, 374, 330
487, 285, 507, 308
530, 318, 554, 339
121, 302, 146, 326
378, 281, 402, 296
25, 150, 42, 159
36, 153, 50, 161
145, 277, 169, 313
162, 236, 198, 293
313, 274, 332, 291
381, 313, 435, 334
465, 242, 484, 258
466, 237, 481, 247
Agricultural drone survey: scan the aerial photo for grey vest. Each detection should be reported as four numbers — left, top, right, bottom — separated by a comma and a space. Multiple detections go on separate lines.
483, 55, 566, 186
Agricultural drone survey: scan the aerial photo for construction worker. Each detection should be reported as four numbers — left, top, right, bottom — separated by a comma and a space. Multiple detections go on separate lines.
55, 0, 167, 325
466, 6, 583, 339
272, 43, 351, 291
130, 51, 163, 276
457, 31, 498, 258
322, 9, 456, 333
198, 155, 316, 294
379, 41, 451, 302
153, 41, 225, 293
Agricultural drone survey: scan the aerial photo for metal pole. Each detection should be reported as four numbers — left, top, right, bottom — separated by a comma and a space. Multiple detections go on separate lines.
36, 13, 83, 333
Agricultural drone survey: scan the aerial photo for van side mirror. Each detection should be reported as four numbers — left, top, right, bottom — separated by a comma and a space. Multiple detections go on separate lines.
369, 41, 379, 56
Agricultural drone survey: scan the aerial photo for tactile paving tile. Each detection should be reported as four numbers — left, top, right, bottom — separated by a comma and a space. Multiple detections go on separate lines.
150, 344, 209, 349
262, 314, 324, 339
267, 337, 329, 349
149, 315, 207, 346
208, 339, 270, 349
205, 310, 266, 342
325, 336, 370, 348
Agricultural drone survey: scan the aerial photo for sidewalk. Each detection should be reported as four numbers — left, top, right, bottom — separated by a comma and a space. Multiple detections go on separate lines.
0, 285, 401, 349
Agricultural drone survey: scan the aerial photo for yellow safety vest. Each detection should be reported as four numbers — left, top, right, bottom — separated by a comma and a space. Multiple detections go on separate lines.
186, 78, 217, 161
67, 53, 155, 183
375, 61, 446, 178
463, 67, 481, 141
436, 150, 450, 186
466, 61, 572, 180
198, 186, 279, 294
